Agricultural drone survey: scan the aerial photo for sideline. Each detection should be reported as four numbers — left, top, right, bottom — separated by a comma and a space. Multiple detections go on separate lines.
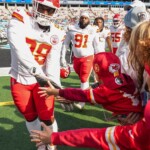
0, 101, 14, 106
0, 67, 10, 76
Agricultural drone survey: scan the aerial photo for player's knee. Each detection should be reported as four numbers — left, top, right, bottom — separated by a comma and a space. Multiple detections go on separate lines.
38, 111, 54, 125
24, 113, 38, 122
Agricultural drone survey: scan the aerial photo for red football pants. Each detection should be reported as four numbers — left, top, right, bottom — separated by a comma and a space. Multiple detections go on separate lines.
73, 55, 94, 83
10, 78, 54, 122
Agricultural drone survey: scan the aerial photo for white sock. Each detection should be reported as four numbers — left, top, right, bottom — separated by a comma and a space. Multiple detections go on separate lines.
48, 119, 58, 132
81, 82, 89, 89
26, 118, 41, 133
47, 120, 58, 150
75, 82, 89, 108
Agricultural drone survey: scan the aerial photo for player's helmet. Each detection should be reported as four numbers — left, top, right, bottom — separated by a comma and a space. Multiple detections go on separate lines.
113, 14, 121, 28
60, 65, 71, 78
32, 0, 60, 26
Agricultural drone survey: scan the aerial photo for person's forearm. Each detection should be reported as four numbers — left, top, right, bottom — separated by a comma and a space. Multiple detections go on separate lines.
59, 88, 89, 102
51, 128, 106, 149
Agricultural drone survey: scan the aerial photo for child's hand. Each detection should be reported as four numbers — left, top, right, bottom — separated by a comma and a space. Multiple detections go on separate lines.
30, 122, 53, 145
38, 81, 59, 97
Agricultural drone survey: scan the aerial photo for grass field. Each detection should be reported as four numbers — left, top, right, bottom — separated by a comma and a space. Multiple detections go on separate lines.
0, 72, 118, 150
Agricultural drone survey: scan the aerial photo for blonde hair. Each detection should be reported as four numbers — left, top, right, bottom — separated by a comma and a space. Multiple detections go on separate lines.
123, 26, 132, 43
128, 21, 150, 89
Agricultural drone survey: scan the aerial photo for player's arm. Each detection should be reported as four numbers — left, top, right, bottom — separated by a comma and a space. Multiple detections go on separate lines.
106, 31, 113, 52
8, 14, 44, 75
60, 31, 72, 67
30, 122, 107, 149
45, 46, 62, 87
38, 85, 106, 105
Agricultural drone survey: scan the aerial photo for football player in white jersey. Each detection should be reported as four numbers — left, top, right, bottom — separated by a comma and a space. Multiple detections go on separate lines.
7, 0, 65, 149
93, 17, 112, 54
61, 11, 97, 109
110, 14, 124, 54
92, 17, 112, 82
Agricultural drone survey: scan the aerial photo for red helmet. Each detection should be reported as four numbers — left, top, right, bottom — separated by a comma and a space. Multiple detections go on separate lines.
60, 66, 71, 78
113, 14, 121, 28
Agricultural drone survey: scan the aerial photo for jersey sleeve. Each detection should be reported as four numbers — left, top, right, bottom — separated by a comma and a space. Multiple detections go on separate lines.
60, 30, 72, 61
51, 128, 107, 149
8, 12, 45, 76
59, 87, 106, 104
45, 45, 62, 87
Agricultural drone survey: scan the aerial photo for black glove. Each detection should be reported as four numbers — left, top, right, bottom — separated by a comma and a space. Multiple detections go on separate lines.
91, 82, 100, 89
34, 74, 61, 89
31, 67, 61, 88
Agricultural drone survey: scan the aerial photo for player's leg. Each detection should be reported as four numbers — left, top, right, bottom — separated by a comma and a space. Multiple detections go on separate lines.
73, 55, 94, 109
33, 84, 58, 150
112, 47, 118, 54
10, 78, 41, 148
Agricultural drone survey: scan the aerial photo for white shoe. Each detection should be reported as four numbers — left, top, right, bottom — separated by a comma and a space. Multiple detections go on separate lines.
74, 102, 85, 109
46, 145, 56, 150
37, 145, 46, 150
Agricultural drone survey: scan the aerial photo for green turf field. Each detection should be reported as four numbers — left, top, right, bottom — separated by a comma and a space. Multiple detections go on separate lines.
0, 72, 118, 150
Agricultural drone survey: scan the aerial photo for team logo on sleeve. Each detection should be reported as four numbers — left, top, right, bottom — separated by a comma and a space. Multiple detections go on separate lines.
109, 63, 120, 73
50, 35, 59, 45
115, 77, 123, 85
109, 63, 120, 77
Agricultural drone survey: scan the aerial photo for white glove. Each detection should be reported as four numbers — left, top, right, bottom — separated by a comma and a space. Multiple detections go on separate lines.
55, 96, 74, 111
60, 57, 67, 67
60, 103, 74, 111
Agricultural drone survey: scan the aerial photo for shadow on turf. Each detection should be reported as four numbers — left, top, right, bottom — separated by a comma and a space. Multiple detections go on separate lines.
0, 102, 117, 150
2, 85, 10, 90
0, 105, 35, 150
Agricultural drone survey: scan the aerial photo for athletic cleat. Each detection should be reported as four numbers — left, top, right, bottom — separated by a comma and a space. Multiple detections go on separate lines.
37, 145, 46, 150
74, 102, 85, 109
46, 145, 57, 150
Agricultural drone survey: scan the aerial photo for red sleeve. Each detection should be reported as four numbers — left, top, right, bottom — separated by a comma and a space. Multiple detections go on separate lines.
59, 87, 107, 104
144, 101, 150, 127
51, 128, 107, 149
145, 64, 150, 76
59, 88, 91, 102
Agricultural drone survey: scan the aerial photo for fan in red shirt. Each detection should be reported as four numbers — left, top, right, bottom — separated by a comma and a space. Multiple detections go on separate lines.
38, 52, 143, 121
31, 19, 150, 150
30, 100, 150, 150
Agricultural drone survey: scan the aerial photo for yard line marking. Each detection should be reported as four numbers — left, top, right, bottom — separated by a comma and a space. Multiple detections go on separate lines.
0, 101, 14, 106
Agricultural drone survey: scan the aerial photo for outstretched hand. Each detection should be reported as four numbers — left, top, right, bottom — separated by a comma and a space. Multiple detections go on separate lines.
30, 122, 52, 146
38, 81, 59, 98
118, 112, 142, 125
38, 81, 74, 111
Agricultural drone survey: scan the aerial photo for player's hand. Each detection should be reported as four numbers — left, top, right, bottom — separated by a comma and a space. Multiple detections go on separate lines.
30, 67, 61, 88
56, 96, 74, 111
30, 122, 52, 146
38, 84, 59, 98
60, 57, 67, 67
118, 112, 142, 125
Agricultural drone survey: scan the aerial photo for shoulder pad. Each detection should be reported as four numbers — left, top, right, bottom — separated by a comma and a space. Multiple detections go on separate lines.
12, 9, 30, 23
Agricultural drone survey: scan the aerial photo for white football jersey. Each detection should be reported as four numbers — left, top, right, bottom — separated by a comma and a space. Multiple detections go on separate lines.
110, 25, 124, 49
94, 28, 111, 54
7, 9, 65, 85
62, 23, 98, 58
116, 40, 138, 87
